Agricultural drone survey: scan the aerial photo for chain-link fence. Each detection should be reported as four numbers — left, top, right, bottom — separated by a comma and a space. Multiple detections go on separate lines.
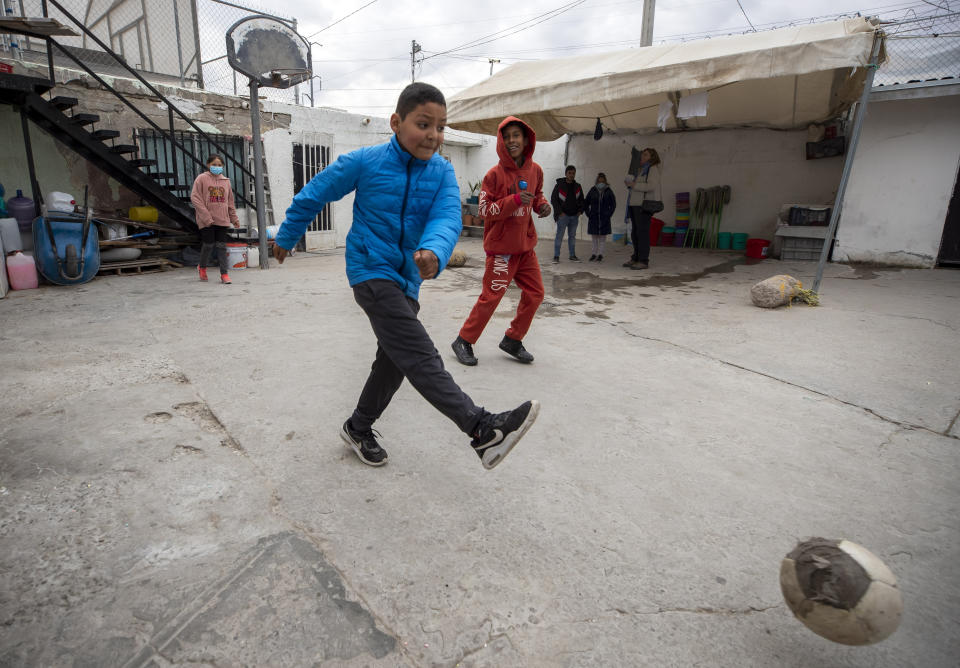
877, 10, 960, 86
1, 0, 311, 104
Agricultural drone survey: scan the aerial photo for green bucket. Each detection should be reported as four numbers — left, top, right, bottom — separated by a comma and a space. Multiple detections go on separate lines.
717, 232, 731, 250
731, 233, 749, 250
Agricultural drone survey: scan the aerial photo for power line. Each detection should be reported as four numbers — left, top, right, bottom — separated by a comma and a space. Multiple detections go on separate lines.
307, 0, 379, 39
422, 0, 586, 61
735, 0, 757, 31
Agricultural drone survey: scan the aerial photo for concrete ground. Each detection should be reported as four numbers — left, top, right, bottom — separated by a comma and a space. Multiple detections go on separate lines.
1, 236, 958, 667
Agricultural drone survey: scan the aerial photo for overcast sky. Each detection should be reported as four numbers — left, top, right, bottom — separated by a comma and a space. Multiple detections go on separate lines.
230, 0, 945, 117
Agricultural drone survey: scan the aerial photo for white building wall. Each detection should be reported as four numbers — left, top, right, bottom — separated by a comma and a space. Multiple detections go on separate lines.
834, 93, 960, 268
567, 128, 844, 241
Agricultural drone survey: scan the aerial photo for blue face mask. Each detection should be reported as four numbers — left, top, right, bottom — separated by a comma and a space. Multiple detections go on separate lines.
596, 182, 607, 190
210, 166, 224, 175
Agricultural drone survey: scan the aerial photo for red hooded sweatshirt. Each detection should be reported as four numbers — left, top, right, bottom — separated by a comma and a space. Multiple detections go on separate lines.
478, 116, 548, 255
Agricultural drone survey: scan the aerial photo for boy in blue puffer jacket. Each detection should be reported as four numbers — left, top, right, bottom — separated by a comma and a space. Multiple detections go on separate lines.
273, 83, 539, 470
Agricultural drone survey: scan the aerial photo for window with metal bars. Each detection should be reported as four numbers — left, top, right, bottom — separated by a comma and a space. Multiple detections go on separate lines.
293, 143, 332, 232
136, 129, 248, 208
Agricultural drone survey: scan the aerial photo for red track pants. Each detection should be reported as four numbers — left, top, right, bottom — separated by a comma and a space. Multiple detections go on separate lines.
458, 249, 544, 343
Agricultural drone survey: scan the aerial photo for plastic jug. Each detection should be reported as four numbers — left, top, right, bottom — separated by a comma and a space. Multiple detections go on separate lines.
7, 190, 36, 235
246, 245, 260, 268
7, 251, 38, 290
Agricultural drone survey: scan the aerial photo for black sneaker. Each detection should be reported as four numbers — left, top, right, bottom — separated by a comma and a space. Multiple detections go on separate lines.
452, 336, 478, 366
340, 419, 388, 466
588, 254, 596, 261
570, 255, 582, 262
597, 254, 603, 262
471, 400, 540, 470
499, 335, 534, 363
552, 256, 560, 264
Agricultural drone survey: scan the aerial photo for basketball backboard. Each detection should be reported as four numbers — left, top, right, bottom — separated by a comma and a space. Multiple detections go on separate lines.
226, 16, 311, 89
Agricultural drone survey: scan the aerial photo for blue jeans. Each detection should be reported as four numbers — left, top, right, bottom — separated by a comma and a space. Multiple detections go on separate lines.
554, 215, 579, 258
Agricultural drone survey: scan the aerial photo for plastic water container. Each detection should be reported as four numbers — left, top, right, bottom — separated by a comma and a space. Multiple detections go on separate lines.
0, 217, 22, 252
7, 190, 36, 235
731, 233, 749, 250
246, 245, 260, 268
44, 192, 76, 215
129, 206, 158, 223
226, 243, 247, 269
7, 251, 38, 289
717, 232, 732, 250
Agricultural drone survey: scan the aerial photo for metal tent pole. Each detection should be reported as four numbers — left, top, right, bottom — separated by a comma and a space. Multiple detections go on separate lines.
249, 81, 268, 268
813, 33, 885, 293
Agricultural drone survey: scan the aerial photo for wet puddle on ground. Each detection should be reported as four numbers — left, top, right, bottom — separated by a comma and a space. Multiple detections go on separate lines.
548, 257, 749, 300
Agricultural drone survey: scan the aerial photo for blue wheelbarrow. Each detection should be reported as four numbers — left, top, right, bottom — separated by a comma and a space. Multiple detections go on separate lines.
32, 210, 101, 286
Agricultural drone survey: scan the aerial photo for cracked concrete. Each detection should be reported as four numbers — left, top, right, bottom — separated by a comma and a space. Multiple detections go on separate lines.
1, 237, 958, 666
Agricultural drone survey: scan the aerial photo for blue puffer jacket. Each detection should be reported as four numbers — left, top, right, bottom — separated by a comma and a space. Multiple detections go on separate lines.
275, 135, 462, 300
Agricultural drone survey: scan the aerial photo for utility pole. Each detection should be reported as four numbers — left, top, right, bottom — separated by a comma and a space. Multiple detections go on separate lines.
411, 40, 421, 82
640, 0, 656, 47
488, 58, 500, 76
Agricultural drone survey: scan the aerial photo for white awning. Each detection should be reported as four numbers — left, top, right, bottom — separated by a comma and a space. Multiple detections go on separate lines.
448, 18, 884, 141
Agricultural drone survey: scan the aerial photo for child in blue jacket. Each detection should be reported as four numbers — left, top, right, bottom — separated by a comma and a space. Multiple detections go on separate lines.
273, 83, 539, 470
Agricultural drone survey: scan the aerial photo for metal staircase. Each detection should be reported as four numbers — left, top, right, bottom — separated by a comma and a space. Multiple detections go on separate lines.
0, 0, 257, 231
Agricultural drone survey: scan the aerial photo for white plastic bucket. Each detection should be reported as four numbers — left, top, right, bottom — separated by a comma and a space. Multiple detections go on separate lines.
225, 243, 247, 270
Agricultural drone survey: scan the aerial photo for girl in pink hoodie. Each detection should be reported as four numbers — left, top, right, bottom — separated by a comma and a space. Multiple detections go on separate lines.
191, 155, 240, 283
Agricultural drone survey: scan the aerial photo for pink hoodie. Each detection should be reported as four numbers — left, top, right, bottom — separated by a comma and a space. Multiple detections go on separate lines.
191, 171, 239, 229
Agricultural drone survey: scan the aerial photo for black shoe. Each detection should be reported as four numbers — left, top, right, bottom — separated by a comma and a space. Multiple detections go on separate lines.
630, 261, 649, 270
570, 255, 582, 262
340, 419, 388, 466
597, 254, 604, 262
451, 336, 478, 366
499, 335, 534, 363
622, 259, 636, 267
588, 255, 596, 261
471, 400, 540, 470
552, 256, 560, 264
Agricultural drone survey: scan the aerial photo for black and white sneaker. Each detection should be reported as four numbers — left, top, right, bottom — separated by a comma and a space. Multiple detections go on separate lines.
470, 400, 540, 470
452, 336, 478, 366
340, 420, 388, 466
499, 335, 534, 363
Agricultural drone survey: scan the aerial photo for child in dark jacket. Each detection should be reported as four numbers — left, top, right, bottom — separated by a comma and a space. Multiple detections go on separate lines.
452, 116, 551, 367
273, 84, 539, 470
584, 172, 616, 262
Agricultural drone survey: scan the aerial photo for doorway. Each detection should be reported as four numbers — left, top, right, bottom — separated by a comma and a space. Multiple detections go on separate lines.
938, 165, 960, 267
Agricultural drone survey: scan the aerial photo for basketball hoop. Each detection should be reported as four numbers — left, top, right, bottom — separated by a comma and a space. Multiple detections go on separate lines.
226, 16, 312, 89
225, 16, 313, 268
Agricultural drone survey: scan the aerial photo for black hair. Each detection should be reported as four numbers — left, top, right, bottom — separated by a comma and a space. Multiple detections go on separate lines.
206, 154, 224, 166
565, 165, 576, 172
500, 120, 527, 138
396, 82, 446, 119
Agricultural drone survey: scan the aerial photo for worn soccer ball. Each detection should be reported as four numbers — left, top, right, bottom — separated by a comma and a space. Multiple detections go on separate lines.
448, 248, 467, 267
780, 538, 903, 645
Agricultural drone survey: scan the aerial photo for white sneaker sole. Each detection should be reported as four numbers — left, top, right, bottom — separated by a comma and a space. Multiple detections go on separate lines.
482, 400, 540, 470
340, 425, 387, 467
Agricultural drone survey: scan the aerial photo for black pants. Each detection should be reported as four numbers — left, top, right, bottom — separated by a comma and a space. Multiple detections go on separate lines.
629, 206, 651, 263
351, 279, 486, 435
199, 225, 230, 274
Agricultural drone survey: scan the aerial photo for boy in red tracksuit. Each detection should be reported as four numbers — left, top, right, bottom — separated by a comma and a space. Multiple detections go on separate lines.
452, 116, 551, 366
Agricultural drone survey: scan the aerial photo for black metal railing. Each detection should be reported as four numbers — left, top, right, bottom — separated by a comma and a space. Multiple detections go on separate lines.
38, 0, 256, 210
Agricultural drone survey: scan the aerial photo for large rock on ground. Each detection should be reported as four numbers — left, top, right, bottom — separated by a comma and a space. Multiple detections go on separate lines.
447, 248, 467, 267
751, 274, 802, 308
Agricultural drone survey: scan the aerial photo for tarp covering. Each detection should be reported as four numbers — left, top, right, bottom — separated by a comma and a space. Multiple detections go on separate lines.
448, 18, 883, 140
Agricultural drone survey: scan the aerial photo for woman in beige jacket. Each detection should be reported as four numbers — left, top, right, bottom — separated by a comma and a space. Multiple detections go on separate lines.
623, 147, 661, 270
